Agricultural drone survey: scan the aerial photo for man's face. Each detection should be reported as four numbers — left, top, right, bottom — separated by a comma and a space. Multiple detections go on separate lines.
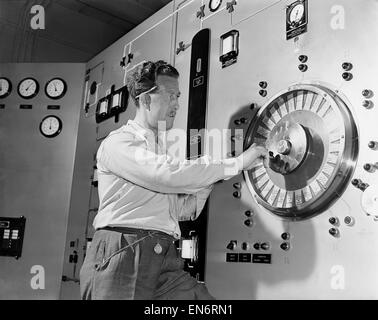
147, 75, 180, 131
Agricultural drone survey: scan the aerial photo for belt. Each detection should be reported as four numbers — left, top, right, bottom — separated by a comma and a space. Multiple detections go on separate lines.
98, 226, 177, 242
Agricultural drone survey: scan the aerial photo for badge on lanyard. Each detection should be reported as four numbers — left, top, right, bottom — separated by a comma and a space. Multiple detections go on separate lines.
154, 243, 163, 254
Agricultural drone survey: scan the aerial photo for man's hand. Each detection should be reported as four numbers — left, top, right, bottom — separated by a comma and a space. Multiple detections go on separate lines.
236, 143, 268, 171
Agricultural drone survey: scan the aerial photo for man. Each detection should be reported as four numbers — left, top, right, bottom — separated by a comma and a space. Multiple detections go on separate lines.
80, 60, 268, 300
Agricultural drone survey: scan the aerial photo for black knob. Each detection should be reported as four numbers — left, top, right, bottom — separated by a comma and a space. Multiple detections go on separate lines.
259, 81, 267, 89
298, 64, 308, 72
234, 119, 241, 125
359, 183, 369, 191
344, 216, 355, 226
362, 89, 373, 98
329, 228, 339, 237
364, 163, 374, 172
261, 242, 270, 250
259, 90, 267, 97
250, 103, 256, 110
240, 117, 247, 124
329, 217, 339, 225
362, 100, 373, 109
280, 242, 290, 251
351, 178, 361, 187
342, 62, 353, 71
242, 242, 249, 250
342, 72, 353, 81
244, 219, 253, 227
281, 232, 290, 240
245, 210, 252, 217
253, 243, 260, 250
233, 182, 241, 189
298, 55, 308, 63
233, 191, 241, 198
226, 241, 237, 250
368, 141, 378, 150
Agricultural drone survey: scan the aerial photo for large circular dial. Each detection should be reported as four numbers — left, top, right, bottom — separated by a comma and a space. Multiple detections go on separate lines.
244, 83, 358, 220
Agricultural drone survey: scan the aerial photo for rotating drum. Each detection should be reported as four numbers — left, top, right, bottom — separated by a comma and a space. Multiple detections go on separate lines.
244, 83, 359, 220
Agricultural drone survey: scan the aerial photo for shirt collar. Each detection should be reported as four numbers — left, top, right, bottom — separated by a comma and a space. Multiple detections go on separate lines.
126, 119, 155, 142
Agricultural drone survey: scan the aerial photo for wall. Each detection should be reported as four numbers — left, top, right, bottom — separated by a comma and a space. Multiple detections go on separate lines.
0, 63, 85, 299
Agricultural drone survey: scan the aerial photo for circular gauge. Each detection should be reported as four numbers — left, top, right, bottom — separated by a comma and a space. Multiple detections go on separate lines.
288, 2, 305, 25
244, 83, 358, 220
209, 0, 222, 12
18, 77, 39, 99
0, 77, 12, 99
39, 115, 63, 138
45, 78, 67, 99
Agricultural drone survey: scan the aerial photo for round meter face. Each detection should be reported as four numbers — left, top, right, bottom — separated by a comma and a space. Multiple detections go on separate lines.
289, 3, 305, 25
244, 84, 358, 220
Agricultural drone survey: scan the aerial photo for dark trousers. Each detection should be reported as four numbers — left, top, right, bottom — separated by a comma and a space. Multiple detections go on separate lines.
79, 227, 215, 300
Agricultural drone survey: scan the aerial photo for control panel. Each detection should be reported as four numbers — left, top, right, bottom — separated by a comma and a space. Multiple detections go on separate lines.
0, 216, 26, 259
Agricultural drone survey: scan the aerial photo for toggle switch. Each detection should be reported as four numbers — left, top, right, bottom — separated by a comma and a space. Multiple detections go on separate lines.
226, 240, 237, 250
259, 81, 267, 89
368, 141, 378, 150
298, 55, 308, 63
363, 163, 378, 173
244, 210, 253, 217
233, 191, 241, 198
329, 227, 339, 237
362, 100, 374, 109
242, 242, 250, 250
233, 182, 241, 189
329, 217, 339, 225
260, 242, 270, 251
244, 219, 254, 227
280, 242, 290, 251
281, 232, 290, 240
298, 64, 308, 72
234, 119, 241, 125
240, 117, 247, 124
342, 72, 353, 81
342, 62, 353, 71
259, 90, 267, 97
362, 89, 373, 98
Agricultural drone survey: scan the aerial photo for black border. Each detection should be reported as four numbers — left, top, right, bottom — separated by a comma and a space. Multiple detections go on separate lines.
39, 115, 63, 138
209, 0, 222, 12
45, 77, 67, 100
0, 77, 12, 99
17, 77, 39, 99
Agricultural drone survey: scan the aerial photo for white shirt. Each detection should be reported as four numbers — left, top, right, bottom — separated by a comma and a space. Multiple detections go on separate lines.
93, 119, 241, 239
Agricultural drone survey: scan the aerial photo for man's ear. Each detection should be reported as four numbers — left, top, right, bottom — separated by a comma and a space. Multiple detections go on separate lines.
140, 92, 151, 111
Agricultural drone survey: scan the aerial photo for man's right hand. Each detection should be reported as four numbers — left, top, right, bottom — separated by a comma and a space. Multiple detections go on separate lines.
236, 143, 268, 171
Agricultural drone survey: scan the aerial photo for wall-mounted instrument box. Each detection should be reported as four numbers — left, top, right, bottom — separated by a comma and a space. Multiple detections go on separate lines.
0, 216, 26, 259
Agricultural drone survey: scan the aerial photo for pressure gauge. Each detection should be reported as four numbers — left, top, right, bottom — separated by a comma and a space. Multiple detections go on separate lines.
45, 78, 67, 99
0, 77, 12, 98
288, 2, 305, 25
39, 115, 63, 138
209, 0, 222, 12
18, 77, 39, 99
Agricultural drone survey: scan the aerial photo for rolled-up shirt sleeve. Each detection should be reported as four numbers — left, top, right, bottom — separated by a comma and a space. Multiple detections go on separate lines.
98, 133, 241, 194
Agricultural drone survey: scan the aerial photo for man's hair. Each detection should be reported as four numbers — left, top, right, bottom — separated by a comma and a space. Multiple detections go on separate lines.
126, 60, 179, 106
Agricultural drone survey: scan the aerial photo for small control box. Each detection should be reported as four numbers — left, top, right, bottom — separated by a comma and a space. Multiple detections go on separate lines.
0, 216, 26, 259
